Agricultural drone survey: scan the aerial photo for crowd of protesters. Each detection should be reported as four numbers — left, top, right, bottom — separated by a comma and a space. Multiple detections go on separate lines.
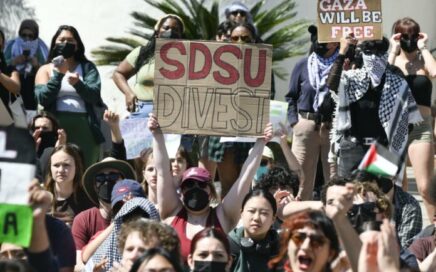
1, 1, 436, 272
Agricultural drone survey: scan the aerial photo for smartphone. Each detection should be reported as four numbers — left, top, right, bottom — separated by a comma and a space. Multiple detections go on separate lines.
23, 49, 30, 57
52, 55, 65, 67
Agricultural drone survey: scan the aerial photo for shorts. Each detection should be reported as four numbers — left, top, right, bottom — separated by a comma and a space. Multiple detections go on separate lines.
408, 115, 434, 144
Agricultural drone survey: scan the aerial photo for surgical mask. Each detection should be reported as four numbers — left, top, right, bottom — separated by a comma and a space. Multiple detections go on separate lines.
53, 42, 76, 58
182, 188, 209, 211
97, 182, 116, 203
400, 35, 418, 53
193, 260, 227, 272
314, 43, 329, 56
159, 29, 180, 39
255, 166, 269, 182
362, 53, 388, 87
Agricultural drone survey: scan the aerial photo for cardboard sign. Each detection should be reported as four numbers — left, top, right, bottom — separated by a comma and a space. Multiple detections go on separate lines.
0, 126, 36, 247
154, 39, 272, 137
317, 0, 382, 42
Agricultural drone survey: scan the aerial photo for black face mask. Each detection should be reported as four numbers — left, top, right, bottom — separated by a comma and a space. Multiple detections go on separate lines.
97, 181, 116, 203
53, 42, 76, 58
193, 261, 227, 272
183, 188, 209, 211
400, 36, 418, 53
314, 42, 329, 56
159, 29, 180, 39
37, 131, 57, 157
347, 202, 377, 234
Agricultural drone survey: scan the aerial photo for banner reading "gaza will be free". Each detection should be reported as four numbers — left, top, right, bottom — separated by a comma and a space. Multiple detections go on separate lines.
317, 0, 383, 42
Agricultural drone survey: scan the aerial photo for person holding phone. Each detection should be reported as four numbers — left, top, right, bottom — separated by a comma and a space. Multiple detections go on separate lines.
388, 17, 436, 221
4, 19, 48, 110
35, 25, 105, 168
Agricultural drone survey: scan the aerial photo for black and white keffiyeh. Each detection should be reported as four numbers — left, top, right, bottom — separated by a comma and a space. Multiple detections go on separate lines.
86, 197, 159, 271
330, 63, 422, 161
362, 53, 388, 87
308, 50, 338, 112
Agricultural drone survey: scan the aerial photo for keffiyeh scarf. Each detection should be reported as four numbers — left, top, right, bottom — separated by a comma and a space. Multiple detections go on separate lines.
330, 65, 422, 161
308, 50, 338, 112
87, 197, 160, 271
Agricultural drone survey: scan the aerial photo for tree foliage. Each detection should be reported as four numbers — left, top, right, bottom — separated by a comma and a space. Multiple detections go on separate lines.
91, 0, 310, 79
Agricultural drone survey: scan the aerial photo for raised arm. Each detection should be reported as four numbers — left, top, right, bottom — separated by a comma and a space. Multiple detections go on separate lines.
218, 123, 273, 232
148, 113, 182, 219
418, 33, 436, 78
0, 70, 20, 95
326, 35, 356, 93
278, 123, 305, 197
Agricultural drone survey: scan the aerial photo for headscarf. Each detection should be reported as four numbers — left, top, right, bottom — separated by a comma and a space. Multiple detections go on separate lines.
88, 197, 160, 271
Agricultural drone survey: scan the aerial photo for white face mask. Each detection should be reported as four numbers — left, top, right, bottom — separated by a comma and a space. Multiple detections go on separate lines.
362, 53, 388, 87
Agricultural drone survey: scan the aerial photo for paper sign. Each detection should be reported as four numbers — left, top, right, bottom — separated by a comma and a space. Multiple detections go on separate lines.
220, 100, 290, 143
154, 39, 272, 137
120, 118, 152, 160
0, 126, 36, 247
120, 118, 182, 159
0, 204, 33, 247
317, 0, 382, 42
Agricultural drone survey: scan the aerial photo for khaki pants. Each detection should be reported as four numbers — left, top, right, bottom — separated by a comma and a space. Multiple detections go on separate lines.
291, 117, 331, 200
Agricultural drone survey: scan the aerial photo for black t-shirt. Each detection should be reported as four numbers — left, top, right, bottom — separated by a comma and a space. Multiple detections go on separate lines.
0, 58, 17, 114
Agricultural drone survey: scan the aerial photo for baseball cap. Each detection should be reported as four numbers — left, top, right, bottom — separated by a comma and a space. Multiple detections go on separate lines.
111, 179, 145, 208
181, 167, 211, 186
82, 157, 137, 205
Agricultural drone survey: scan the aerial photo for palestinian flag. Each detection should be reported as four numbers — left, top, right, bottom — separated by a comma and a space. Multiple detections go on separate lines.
358, 143, 400, 177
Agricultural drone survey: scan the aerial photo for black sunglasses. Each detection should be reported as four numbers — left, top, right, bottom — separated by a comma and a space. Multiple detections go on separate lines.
290, 231, 327, 248
231, 10, 247, 17
95, 172, 123, 184
347, 202, 377, 216
231, 35, 252, 43
182, 179, 208, 190
21, 33, 34, 40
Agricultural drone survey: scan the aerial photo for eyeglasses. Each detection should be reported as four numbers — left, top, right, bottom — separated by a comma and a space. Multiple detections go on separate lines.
231, 35, 252, 43
95, 172, 123, 184
231, 10, 247, 17
290, 231, 327, 248
182, 179, 208, 190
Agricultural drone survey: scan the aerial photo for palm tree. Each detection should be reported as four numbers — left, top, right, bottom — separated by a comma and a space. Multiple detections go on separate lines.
0, 0, 36, 40
91, 0, 310, 79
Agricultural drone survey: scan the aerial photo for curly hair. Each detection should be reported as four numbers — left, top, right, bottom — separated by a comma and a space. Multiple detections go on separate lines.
354, 182, 392, 220
254, 167, 299, 197
117, 218, 180, 261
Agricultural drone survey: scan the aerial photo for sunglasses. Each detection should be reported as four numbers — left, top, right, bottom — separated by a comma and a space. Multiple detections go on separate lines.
231, 10, 247, 17
182, 179, 208, 190
231, 35, 252, 43
95, 172, 123, 184
21, 33, 35, 40
260, 159, 270, 167
290, 231, 327, 248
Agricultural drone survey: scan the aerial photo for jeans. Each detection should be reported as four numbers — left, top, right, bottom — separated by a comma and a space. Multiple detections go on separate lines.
337, 137, 369, 178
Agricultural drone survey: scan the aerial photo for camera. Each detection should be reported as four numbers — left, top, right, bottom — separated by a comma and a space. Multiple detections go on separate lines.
52, 55, 65, 67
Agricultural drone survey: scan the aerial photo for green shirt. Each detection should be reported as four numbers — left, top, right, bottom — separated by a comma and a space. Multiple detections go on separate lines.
125, 46, 155, 101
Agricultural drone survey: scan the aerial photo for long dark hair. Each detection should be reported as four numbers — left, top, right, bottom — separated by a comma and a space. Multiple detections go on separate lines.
0, 28, 6, 71
134, 15, 184, 72
130, 247, 184, 272
47, 25, 88, 62
190, 227, 230, 256
241, 189, 277, 216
